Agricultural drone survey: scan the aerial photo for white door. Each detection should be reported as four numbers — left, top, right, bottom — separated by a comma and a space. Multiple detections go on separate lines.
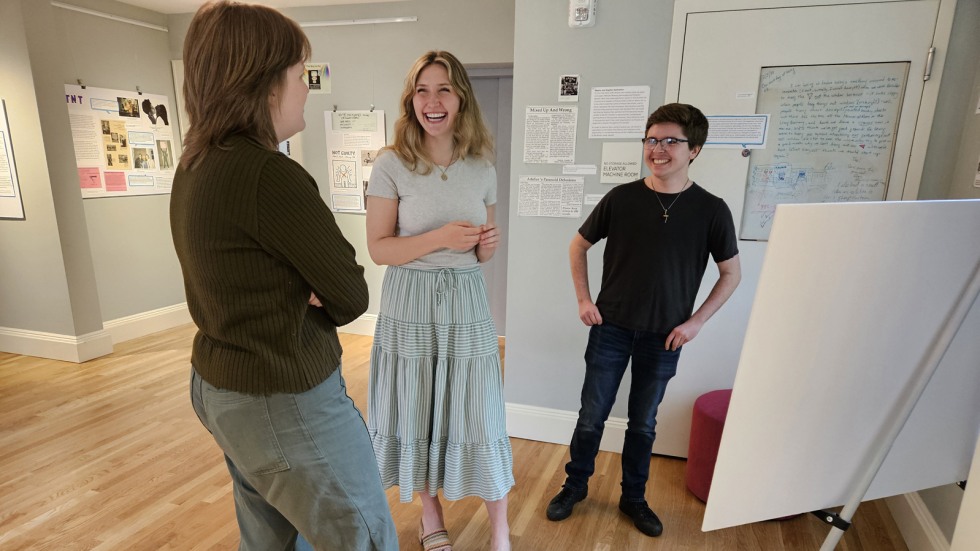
651, 0, 947, 458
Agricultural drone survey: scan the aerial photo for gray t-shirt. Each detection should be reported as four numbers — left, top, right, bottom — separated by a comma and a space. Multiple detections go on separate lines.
367, 150, 497, 269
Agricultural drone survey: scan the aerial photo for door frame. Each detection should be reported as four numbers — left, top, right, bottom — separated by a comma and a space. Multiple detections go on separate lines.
467, 63, 513, 337
665, 0, 958, 201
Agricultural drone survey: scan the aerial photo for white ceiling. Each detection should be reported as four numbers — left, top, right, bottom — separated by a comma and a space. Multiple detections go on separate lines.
115, 0, 403, 16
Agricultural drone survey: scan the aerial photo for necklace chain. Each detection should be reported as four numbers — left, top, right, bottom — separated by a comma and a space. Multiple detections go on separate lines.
435, 154, 455, 181
651, 179, 690, 223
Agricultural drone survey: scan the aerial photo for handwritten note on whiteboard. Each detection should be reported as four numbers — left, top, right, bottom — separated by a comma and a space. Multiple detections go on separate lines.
740, 63, 908, 240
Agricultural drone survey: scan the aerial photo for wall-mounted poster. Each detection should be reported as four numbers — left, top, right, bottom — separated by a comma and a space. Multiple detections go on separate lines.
304, 63, 331, 94
323, 110, 386, 213
65, 84, 177, 198
0, 99, 26, 220
523, 106, 578, 164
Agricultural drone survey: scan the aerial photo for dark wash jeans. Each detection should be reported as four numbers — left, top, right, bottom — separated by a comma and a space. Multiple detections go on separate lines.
564, 322, 681, 501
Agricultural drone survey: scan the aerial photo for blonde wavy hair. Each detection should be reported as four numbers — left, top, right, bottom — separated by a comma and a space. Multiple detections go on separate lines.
180, 1, 311, 169
388, 51, 494, 174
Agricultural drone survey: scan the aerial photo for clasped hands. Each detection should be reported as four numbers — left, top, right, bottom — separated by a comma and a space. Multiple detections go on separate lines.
441, 220, 499, 252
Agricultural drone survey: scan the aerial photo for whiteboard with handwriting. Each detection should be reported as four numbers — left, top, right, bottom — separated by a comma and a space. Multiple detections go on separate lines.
740, 63, 909, 240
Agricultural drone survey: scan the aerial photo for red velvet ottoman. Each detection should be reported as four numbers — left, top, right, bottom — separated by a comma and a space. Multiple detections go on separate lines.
685, 389, 733, 502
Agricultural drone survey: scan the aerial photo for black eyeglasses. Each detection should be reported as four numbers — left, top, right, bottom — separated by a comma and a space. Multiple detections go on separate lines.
641, 137, 689, 149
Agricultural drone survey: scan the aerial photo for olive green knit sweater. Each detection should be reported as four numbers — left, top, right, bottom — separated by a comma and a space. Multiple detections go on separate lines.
171, 136, 367, 394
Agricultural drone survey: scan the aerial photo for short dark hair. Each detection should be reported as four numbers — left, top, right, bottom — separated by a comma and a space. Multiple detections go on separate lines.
645, 103, 709, 149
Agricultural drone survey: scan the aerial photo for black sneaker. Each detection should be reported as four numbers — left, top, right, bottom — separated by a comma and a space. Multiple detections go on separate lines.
546, 486, 588, 521
618, 497, 663, 537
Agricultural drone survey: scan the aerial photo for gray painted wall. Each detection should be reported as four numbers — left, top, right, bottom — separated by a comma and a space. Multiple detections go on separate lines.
1, 0, 515, 340
19, 0, 183, 328
941, 0, 980, 201
917, 0, 980, 201
503, 0, 972, 542
0, 0, 81, 335
1, 0, 973, 541
504, 0, 674, 413
167, 0, 517, 318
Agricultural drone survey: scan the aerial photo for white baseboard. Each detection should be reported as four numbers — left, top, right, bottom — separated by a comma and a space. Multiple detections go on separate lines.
103, 303, 193, 344
0, 326, 113, 363
104, 306, 374, 342
505, 402, 628, 453
886, 492, 950, 551
340, 314, 377, 336
0, 302, 194, 362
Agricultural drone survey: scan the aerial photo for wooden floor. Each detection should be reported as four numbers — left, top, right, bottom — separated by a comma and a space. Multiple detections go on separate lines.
0, 323, 909, 550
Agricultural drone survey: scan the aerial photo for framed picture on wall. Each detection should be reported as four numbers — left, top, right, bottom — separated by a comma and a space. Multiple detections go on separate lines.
0, 99, 26, 220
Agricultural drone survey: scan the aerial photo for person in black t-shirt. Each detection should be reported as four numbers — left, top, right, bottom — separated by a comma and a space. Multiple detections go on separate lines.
546, 103, 742, 538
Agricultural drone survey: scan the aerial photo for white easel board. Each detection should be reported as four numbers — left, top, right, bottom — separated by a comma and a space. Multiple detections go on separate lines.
951, 435, 980, 550
704, 199, 980, 531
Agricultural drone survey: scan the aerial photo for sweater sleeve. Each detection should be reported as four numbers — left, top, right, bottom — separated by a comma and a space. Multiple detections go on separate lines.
255, 154, 368, 327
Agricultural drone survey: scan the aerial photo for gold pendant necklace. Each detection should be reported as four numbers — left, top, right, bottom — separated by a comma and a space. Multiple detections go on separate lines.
651, 179, 690, 223
432, 146, 456, 182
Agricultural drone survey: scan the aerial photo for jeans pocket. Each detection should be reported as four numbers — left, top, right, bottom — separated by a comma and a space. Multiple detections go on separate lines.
204, 388, 290, 476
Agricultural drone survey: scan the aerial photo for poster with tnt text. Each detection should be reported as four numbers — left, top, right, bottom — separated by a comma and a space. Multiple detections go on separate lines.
65, 84, 177, 198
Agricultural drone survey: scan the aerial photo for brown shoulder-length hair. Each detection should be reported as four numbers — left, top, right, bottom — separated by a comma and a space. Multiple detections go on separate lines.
180, 1, 310, 169
388, 51, 494, 174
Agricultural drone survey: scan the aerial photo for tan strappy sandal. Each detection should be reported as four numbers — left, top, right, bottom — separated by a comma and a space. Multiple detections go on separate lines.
418, 521, 453, 551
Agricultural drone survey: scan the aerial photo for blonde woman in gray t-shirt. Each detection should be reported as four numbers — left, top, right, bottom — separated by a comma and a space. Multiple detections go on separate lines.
365, 51, 514, 551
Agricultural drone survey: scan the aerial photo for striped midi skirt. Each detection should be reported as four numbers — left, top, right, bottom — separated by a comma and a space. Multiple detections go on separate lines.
368, 265, 514, 503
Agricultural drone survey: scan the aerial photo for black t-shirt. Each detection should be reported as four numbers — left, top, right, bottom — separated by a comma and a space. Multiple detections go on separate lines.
578, 179, 738, 333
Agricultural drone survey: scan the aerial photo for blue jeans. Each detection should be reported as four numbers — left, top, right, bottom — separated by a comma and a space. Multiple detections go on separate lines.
190, 367, 398, 551
564, 323, 680, 501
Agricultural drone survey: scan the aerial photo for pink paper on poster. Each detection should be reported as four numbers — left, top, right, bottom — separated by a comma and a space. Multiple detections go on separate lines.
78, 167, 102, 189
104, 171, 127, 192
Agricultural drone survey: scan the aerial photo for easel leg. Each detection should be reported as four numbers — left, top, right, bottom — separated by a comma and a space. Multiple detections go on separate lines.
820, 257, 980, 550
820, 526, 846, 551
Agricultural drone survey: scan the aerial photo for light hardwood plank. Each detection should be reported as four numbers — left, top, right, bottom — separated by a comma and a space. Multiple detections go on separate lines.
0, 324, 908, 550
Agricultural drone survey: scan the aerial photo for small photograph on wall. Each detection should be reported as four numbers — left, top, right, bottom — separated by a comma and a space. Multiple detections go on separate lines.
117, 97, 140, 118
304, 63, 331, 94
132, 147, 155, 170
140, 98, 170, 125
559, 74, 580, 102
157, 140, 174, 170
